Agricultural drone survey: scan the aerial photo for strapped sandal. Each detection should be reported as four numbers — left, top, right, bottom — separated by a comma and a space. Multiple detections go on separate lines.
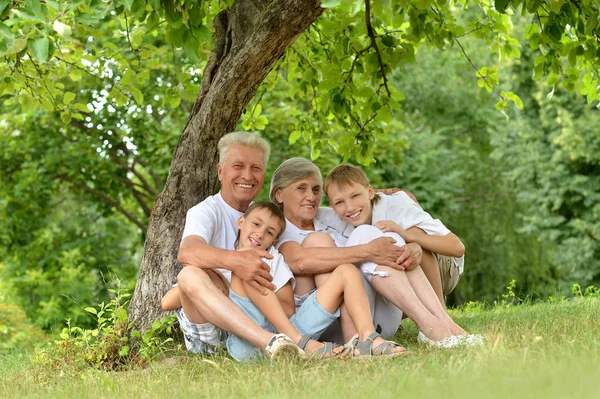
264, 333, 304, 360
350, 332, 407, 359
297, 335, 349, 360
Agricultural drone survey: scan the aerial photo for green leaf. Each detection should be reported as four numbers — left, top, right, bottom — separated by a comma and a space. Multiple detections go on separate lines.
28, 37, 50, 63
495, 0, 509, 13
24, 0, 41, 18
8, 39, 27, 54
53, 21, 72, 39
289, 130, 301, 144
122, 0, 134, 11
167, 88, 181, 109
321, 0, 342, 8
183, 31, 200, 63
85, 307, 98, 315
63, 92, 76, 105
121, 69, 135, 85
0, 0, 10, 14
119, 345, 130, 357
129, 86, 143, 105
60, 111, 72, 125
547, 73, 559, 86
115, 308, 128, 323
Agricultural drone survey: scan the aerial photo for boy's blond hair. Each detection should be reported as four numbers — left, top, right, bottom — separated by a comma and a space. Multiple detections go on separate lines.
324, 164, 380, 204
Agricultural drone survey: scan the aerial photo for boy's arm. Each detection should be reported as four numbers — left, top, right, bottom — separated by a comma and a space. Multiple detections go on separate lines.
161, 286, 182, 311
375, 220, 464, 258
405, 227, 465, 258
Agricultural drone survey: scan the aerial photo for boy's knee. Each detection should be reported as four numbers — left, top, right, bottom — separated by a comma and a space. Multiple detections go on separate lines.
335, 263, 361, 279
302, 232, 336, 248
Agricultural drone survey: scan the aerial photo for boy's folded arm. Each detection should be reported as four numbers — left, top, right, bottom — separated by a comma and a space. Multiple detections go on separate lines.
406, 227, 465, 258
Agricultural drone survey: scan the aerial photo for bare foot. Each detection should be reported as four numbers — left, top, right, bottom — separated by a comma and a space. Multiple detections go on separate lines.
305, 339, 345, 358
421, 325, 454, 342
352, 335, 406, 356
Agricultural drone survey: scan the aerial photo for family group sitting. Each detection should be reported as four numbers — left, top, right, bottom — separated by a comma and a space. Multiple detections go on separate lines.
160, 131, 482, 361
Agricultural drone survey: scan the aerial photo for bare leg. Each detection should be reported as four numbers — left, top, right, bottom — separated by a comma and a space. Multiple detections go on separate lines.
177, 267, 274, 349
235, 276, 342, 356
420, 249, 445, 307
369, 266, 454, 341
294, 275, 316, 296
315, 264, 405, 354
405, 265, 466, 336
304, 232, 358, 343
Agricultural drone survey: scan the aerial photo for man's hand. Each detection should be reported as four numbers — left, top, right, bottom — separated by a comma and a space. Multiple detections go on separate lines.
231, 250, 276, 295
395, 242, 422, 271
365, 237, 406, 271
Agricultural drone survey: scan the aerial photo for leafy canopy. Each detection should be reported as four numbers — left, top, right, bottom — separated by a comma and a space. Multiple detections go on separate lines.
1, 0, 600, 164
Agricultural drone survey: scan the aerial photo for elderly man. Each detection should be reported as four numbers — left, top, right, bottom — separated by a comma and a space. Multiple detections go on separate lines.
173, 131, 408, 357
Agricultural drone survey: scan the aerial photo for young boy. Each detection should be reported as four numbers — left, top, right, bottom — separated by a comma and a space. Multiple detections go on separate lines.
323, 164, 466, 306
163, 202, 406, 361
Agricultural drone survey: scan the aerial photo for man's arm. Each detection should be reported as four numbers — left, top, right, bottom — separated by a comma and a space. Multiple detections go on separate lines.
278, 237, 407, 275
178, 235, 276, 294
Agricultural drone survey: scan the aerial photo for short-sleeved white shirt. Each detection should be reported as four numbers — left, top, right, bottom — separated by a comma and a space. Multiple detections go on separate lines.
181, 192, 243, 281
265, 247, 295, 292
275, 208, 348, 249
319, 193, 465, 275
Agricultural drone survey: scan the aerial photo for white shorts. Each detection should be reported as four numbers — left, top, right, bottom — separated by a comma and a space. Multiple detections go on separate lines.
346, 225, 405, 339
175, 308, 227, 354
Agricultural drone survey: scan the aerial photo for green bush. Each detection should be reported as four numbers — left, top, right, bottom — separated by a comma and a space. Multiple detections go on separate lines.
33, 283, 179, 372
0, 303, 46, 354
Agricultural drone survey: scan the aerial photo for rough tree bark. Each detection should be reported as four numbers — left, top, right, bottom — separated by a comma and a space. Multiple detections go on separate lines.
129, 0, 324, 330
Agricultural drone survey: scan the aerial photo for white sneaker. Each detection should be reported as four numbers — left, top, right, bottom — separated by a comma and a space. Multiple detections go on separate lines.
264, 333, 304, 359
418, 331, 461, 349
457, 333, 484, 347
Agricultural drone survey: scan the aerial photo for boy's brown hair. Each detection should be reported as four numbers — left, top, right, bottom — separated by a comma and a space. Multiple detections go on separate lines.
324, 164, 380, 204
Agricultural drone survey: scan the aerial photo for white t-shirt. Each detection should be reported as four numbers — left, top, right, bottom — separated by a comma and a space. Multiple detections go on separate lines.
265, 246, 296, 292
319, 193, 465, 275
181, 192, 243, 281
275, 208, 348, 249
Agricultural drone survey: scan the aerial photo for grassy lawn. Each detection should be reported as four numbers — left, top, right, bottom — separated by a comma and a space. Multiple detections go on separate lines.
1, 297, 598, 398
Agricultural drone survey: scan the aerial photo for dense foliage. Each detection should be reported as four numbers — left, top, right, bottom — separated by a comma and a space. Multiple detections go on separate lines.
1, 0, 599, 329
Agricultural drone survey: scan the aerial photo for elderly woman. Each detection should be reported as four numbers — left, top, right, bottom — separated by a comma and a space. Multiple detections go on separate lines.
270, 157, 469, 347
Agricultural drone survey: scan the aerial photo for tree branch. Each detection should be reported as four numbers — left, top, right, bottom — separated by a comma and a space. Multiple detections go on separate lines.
365, 0, 391, 97
59, 175, 146, 230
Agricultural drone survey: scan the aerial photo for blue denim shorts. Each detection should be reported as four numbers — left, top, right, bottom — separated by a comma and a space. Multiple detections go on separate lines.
226, 290, 340, 362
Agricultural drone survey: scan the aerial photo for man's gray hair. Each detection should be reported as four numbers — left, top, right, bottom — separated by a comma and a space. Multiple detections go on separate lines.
218, 132, 270, 166
269, 157, 323, 207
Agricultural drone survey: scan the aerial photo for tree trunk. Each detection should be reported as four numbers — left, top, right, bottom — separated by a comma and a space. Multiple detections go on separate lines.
128, 0, 324, 330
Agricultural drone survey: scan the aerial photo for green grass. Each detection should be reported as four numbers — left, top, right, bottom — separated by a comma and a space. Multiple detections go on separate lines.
1, 298, 599, 398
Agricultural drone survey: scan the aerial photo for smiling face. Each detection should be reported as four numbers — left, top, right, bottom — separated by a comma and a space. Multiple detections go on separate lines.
236, 208, 284, 250
274, 174, 322, 230
327, 181, 375, 227
218, 144, 265, 212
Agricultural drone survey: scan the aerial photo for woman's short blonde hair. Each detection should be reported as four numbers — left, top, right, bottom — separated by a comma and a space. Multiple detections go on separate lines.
269, 158, 322, 207
218, 132, 270, 166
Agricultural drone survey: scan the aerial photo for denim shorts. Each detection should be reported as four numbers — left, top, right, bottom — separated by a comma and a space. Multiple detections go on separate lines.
226, 289, 340, 362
